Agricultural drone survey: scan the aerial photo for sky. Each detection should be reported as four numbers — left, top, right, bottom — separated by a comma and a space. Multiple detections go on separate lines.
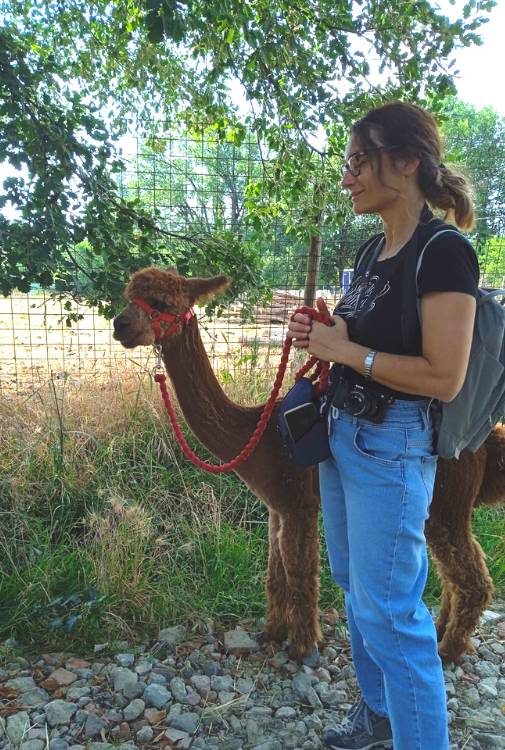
441, 0, 505, 115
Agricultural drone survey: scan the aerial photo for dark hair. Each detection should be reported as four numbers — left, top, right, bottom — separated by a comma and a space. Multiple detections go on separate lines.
352, 102, 475, 230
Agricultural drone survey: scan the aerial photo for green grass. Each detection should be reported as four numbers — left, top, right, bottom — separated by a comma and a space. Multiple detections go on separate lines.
0, 371, 503, 652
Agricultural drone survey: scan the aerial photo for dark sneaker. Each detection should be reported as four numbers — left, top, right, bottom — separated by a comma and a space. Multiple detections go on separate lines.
322, 696, 393, 749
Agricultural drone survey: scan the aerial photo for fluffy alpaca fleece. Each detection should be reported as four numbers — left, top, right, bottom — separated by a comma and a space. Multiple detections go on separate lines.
114, 268, 505, 663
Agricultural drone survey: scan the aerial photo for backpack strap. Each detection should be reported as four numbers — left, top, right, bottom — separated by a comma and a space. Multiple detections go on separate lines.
477, 288, 505, 306
354, 232, 384, 275
403, 226, 505, 346
400, 219, 445, 351
413, 228, 472, 321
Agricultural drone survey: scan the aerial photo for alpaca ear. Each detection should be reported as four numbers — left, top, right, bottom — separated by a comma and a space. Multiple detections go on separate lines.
185, 275, 231, 305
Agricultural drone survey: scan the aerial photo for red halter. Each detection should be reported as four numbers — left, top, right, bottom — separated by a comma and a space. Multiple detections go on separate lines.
132, 297, 195, 342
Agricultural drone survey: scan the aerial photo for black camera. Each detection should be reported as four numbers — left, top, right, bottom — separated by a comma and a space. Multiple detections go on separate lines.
332, 378, 394, 424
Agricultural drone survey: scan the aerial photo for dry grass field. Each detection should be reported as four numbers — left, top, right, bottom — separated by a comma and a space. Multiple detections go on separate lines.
0, 290, 340, 395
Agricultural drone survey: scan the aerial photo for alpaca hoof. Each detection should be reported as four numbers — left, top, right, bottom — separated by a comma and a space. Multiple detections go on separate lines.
438, 638, 474, 664
301, 644, 320, 668
257, 627, 288, 646
287, 642, 320, 665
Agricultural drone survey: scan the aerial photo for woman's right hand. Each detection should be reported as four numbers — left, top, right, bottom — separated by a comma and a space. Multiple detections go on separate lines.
287, 311, 313, 348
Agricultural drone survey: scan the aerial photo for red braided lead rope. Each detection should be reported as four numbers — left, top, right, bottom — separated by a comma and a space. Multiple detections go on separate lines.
154, 306, 333, 473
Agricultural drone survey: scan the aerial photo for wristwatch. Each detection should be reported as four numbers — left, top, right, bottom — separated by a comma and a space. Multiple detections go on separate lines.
363, 350, 377, 380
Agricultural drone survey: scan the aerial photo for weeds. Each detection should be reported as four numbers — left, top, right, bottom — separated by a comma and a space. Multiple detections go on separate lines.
0, 370, 504, 650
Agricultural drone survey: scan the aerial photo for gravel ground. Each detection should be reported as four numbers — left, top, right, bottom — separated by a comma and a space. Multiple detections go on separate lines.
1, 603, 504, 750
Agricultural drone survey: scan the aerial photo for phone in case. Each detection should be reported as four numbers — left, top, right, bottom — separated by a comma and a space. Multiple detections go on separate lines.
283, 401, 320, 443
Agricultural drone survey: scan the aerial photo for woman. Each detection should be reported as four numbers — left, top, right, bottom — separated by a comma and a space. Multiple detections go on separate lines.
288, 102, 479, 750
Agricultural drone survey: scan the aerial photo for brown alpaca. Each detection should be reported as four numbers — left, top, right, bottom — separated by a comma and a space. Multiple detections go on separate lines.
113, 268, 505, 663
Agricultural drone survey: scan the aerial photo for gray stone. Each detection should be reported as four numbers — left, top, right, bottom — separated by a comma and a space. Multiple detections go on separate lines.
114, 654, 135, 668
251, 741, 282, 750
44, 702, 77, 728
190, 675, 211, 696
479, 677, 499, 698
18, 689, 49, 707
49, 740, 70, 750
5, 678, 37, 693
223, 628, 259, 652
236, 677, 254, 694
218, 690, 236, 705
481, 610, 504, 625
147, 672, 166, 685
169, 713, 199, 734
169, 677, 187, 702
6, 713, 30, 747
302, 646, 320, 669
143, 684, 172, 709
135, 662, 152, 677
93, 644, 109, 654
123, 682, 144, 700
292, 673, 322, 709
111, 668, 138, 693
475, 661, 501, 679
26, 731, 45, 741
123, 699, 145, 722
84, 714, 107, 738
472, 733, 505, 749
246, 707, 273, 718
210, 675, 234, 692
65, 687, 90, 701
20, 742, 45, 750
202, 660, 220, 677
275, 706, 297, 719
183, 689, 201, 707
135, 727, 153, 744
158, 625, 187, 646
164, 728, 190, 743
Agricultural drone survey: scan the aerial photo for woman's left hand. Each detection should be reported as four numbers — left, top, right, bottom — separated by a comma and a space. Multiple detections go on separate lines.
307, 298, 350, 363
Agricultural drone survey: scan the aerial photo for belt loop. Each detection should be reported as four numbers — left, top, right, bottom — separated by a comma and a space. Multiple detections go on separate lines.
421, 400, 432, 430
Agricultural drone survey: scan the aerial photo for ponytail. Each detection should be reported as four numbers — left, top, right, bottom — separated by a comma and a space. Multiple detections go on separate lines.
418, 160, 475, 231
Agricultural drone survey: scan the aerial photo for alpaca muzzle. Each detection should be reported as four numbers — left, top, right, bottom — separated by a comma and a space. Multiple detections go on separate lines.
131, 298, 195, 342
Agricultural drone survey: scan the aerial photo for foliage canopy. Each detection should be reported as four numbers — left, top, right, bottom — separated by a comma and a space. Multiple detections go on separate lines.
0, 0, 497, 313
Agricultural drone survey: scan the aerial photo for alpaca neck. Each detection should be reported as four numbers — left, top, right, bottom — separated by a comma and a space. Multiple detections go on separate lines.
161, 319, 251, 460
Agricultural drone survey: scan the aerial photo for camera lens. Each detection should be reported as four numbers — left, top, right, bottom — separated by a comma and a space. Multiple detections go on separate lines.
345, 389, 367, 416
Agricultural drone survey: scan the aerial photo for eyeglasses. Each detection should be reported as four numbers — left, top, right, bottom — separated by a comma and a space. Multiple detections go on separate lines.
340, 145, 400, 177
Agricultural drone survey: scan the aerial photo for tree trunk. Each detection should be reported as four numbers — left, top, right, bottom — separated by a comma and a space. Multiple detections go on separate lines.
303, 183, 325, 308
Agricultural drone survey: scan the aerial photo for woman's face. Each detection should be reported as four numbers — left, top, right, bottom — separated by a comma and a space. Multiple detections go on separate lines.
341, 135, 406, 216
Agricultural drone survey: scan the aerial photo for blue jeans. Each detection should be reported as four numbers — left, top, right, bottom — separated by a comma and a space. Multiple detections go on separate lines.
319, 399, 449, 750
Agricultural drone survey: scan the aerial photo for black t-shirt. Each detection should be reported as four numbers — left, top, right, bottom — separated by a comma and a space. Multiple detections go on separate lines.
333, 222, 480, 397
336, 228, 479, 354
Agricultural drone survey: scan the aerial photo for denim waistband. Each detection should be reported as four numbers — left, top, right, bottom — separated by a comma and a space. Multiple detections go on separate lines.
327, 398, 432, 427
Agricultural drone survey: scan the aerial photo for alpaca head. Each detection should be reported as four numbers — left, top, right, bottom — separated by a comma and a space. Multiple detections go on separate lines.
113, 267, 231, 348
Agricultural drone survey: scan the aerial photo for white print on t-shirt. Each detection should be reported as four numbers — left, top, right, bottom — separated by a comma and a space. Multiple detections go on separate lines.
338, 275, 391, 319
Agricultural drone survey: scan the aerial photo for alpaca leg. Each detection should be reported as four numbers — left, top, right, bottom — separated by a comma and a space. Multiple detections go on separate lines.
261, 510, 289, 644
427, 515, 494, 662
277, 509, 322, 661
437, 538, 494, 662
427, 452, 490, 662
